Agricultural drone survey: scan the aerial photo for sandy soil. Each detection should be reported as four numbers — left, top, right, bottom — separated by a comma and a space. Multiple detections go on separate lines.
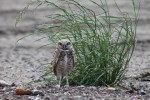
0, 0, 150, 99
0, 35, 54, 85
0, 35, 150, 100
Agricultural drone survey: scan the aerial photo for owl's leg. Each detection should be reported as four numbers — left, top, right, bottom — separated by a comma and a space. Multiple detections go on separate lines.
58, 76, 62, 87
65, 75, 69, 87
56, 76, 62, 88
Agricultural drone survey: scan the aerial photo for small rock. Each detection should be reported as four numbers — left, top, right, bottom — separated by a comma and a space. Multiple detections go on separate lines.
11, 83, 16, 86
64, 85, 69, 88
0, 80, 11, 87
33, 91, 44, 96
55, 85, 61, 88
140, 89, 146, 95
139, 86, 146, 95
28, 96, 41, 100
129, 83, 138, 91
88, 86, 97, 90
105, 87, 116, 92
64, 91, 70, 95
28, 96, 35, 100
53, 93, 62, 96
58, 97, 63, 100
73, 95, 82, 99
32, 88, 44, 96
35, 95, 41, 100
126, 83, 138, 93
77, 85, 85, 88
126, 89, 134, 93
45, 96, 51, 100
15, 87, 33, 95
83, 93, 88, 97
2, 87, 14, 92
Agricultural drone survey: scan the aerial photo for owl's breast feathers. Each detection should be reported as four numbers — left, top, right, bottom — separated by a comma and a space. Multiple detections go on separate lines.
53, 49, 74, 76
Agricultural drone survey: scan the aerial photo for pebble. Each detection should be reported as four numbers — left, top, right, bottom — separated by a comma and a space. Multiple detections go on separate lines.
105, 87, 116, 92
73, 95, 82, 99
88, 86, 97, 90
33, 88, 44, 96
77, 85, 85, 88
0, 80, 11, 87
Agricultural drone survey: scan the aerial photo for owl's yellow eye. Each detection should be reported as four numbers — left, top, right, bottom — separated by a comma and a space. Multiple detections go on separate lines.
66, 42, 71, 45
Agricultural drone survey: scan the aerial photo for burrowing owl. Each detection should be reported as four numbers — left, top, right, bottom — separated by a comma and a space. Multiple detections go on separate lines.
52, 39, 74, 87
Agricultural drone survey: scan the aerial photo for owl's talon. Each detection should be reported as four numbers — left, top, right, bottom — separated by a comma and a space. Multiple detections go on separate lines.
64, 85, 69, 88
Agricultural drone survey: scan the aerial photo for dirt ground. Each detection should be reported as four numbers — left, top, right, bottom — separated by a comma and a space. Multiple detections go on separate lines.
0, 0, 150, 99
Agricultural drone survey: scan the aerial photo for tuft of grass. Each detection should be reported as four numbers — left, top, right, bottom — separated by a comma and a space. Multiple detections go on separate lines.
17, 0, 140, 86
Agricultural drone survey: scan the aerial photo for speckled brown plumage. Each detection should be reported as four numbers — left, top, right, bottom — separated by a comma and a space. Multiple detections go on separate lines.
52, 39, 74, 87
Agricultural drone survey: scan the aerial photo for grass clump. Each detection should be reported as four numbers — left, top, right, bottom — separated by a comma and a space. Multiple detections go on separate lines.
17, 0, 140, 86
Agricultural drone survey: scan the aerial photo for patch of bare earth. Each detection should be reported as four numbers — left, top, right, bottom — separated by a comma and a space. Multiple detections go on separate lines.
0, 35, 150, 100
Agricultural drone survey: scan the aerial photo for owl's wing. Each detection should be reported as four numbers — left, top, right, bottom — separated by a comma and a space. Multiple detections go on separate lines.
52, 50, 61, 76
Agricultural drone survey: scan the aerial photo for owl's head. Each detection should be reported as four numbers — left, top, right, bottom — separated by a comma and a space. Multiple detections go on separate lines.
57, 39, 72, 51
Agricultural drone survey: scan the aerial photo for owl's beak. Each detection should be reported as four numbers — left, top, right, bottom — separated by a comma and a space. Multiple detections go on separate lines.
62, 45, 68, 50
